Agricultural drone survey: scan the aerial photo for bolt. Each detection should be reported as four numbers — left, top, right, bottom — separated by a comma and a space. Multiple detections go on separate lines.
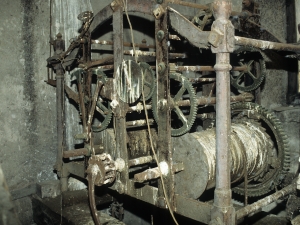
156, 30, 165, 41
158, 62, 166, 74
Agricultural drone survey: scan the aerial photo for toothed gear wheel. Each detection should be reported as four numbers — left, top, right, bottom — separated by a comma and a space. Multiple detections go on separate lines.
91, 68, 112, 132
231, 102, 290, 197
230, 47, 266, 92
152, 73, 197, 136
139, 62, 156, 101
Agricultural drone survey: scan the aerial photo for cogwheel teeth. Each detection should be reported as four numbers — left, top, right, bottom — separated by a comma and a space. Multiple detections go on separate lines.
152, 73, 197, 136
231, 102, 290, 197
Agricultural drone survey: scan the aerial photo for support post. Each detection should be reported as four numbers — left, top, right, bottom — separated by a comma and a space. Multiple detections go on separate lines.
52, 33, 68, 192
155, 3, 174, 210
112, 5, 129, 194
210, 1, 235, 225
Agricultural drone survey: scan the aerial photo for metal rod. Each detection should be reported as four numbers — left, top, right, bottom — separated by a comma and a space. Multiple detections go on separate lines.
134, 167, 161, 183
235, 36, 300, 52
63, 146, 104, 158
92, 39, 156, 49
188, 77, 216, 83
123, 50, 186, 59
63, 148, 89, 158
79, 55, 114, 69
55, 69, 64, 174
174, 65, 247, 72
211, 1, 235, 224
128, 104, 152, 112
126, 119, 154, 127
236, 183, 296, 219
176, 93, 254, 107
128, 156, 153, 167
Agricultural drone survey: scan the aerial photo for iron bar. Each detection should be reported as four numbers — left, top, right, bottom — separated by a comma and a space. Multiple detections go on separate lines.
55, 68, 65, 184
63, 146, 104, 158
155, 3, 175, 210
188, 78, 216, 83
78, 55, 114, 69
134, 167, 161, 183
175, 65, 247, 72
63, 148, 89, 158
92, 39, 155, 49
128, 104, 152, 112
113, 6, 129, 194
235, 36, 300, 52
128, 156, 154, 167
52, 33, 68, 192
126, 119, 154, 128
176, 93, 253, 107
236, 183, 296, 219
210, 1, 235, 224
123, 50, 186, 59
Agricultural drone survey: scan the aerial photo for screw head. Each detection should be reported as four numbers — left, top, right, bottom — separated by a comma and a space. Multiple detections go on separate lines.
157, 30, 165, 41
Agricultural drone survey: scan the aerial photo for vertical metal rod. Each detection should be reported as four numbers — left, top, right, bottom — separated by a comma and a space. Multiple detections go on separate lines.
56, 68, 68, 191
215, 52, 231, 189
55, 68, 64, 175
155, 7, 174, 209
52, 33, 68, 192
211, 1, 235, 224
113, 6, 129, 193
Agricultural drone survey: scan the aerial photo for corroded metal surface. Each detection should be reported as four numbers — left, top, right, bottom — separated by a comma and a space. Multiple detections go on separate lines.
127, 129, 157, 159
236, 183, 297, 219
172, 122, 273, 199
211, 1, 235, 224
169, 7, 210, 49
176, 93, 254, 107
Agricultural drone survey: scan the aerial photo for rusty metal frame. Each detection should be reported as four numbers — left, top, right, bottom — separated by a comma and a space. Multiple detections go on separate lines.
47, 0, 300, 224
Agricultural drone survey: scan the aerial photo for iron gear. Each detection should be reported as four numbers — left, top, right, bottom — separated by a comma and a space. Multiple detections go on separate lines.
231, 102, 290, 197
92, 100, 112, 132
139, 62, 156, 101
230, 47, 266, 92
152, 73, 197, 136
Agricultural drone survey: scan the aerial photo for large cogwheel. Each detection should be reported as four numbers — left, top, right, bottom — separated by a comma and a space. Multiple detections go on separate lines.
231, 102, 290, 197
91, 68, 112, 132
139, 62, 156, 101
230, 47, 266, 92
152, 73, 197, 136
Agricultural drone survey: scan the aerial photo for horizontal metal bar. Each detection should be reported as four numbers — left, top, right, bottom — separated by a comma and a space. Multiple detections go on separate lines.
128, 104, 152, 112
175, 65, 247, 72
235, 36, 300, 52
188, 77, 216, 83
92, 39, 155, 49
126, 119, 154, 128
63, 148, 89, 158
236, 183, 297, 219
176, 93, 254, 107
128, 156, 154, 167
123, 50, 186, 59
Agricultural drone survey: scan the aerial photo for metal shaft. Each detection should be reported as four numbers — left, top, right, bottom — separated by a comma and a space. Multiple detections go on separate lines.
211, 1, 236, 224
236, 183, 296, 219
